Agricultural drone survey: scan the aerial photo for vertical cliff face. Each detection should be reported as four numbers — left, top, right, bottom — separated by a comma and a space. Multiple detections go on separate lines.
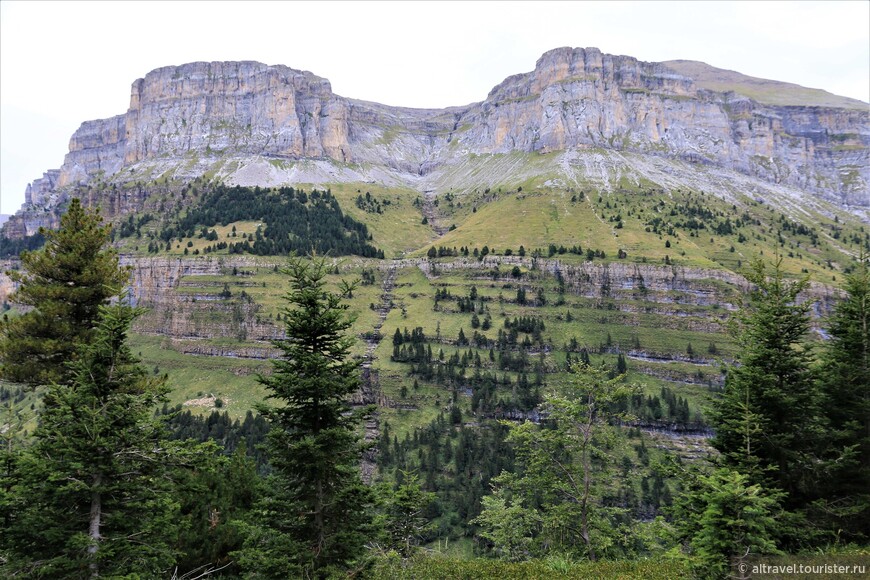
464, 46, 701, 155
25, 169, 61, 206
53, 61, 354, 184
7, 46, 869, 237
58, 116, 127, 188
122, 62, 352, 163
452, 47, 868, 203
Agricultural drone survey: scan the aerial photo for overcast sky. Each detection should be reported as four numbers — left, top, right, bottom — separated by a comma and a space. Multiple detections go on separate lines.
1, 0, 868, 214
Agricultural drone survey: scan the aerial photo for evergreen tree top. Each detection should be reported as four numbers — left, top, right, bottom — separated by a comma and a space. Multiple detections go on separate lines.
1, 198, 129, 386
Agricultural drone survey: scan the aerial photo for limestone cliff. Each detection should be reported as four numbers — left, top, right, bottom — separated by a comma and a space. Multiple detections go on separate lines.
0, 255, 839, 361
5, 47, 868, 236
457, 48, 868, 203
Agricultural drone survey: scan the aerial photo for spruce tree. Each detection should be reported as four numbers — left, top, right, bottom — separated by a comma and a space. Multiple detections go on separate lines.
235, 257, 374, 577
710, 258, 822, 507
0, 199, 127, 386
1, 305, 180, 578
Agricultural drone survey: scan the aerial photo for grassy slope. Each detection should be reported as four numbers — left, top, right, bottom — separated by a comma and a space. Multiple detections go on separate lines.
416, 183, 865, 284
4, 173, 864, 566
123, 257, 731, 434
662, 60, 869, 109
328, 183, 436, 258
107, 174, 868, 426
128, 333, 270, 419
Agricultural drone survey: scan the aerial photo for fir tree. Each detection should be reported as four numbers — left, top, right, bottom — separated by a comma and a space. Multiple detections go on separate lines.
815, 257, 870, 539
174, 443, 260, 576
710, 258, 822, 508
235, 257, 375, 577
689, 468, 782, 578
376, 471, 435, 557
1, 305, 180, 578
475, 362, 640, 561
0, 199, 127, 386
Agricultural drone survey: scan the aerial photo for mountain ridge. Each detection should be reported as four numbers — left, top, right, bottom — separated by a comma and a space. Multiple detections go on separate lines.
4, 46, 868, 240
662, 59, 868, 110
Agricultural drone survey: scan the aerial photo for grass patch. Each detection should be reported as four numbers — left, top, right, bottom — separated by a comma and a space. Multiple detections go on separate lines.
369, 553, 691, 579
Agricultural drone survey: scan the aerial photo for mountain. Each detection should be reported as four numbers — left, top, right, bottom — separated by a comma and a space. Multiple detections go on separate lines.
1, 49, 868, 551
661, 60, 868, 109
1, 46, 867, 402
4, 46, 868, 239
0, 48, 870, 535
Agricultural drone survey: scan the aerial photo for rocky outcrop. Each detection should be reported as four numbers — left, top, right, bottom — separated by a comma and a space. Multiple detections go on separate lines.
122, 62, 350, 164
459, 48, 867, 203
5, 47, 868, 237
0, 260, 17, 306
25, 169, 61, 207
121, 255, 283, 342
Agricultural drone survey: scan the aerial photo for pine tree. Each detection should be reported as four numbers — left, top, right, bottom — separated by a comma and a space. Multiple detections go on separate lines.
0, 199, 127, 386
1, 305, 180, 578
710, 258, 822, 507
235, 257, 375, 577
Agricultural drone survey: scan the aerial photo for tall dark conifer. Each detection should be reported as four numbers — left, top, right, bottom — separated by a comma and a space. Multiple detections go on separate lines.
815, 258, 870, 539
0, 199, 127, 386
1, 305, 180, 578
235, 257, 374, 577
710, 258, 822, 506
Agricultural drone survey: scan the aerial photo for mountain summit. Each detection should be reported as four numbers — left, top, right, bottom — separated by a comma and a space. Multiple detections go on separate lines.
7, 46, 869, 237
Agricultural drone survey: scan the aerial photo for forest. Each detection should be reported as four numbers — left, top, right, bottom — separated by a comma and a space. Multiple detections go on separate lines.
0, 199, 868, 579
119, 185, 385, 258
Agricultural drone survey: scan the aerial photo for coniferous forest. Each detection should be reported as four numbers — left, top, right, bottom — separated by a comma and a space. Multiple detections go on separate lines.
1, 199, 868, 579
160, 185, 383, 258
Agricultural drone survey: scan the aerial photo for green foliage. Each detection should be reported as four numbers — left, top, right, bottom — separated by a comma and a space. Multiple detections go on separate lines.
689, 468, 783, 578
174, 444, 260, 576
0, 230, 45, 259
234, 256, 376, 577
701, 256, 870, 553
0, 199, 128, 386
710, 258, 822, 503
475, 363, 643, 561
376, 414, 515, 542
1, 305, 182, 578
376, 471, 436, 557
368, 551, 691, 579
813, 257, 870, 540
355, 190, 390, 214
163, 407, 271, 470
474, 488, 542, 561
173, 185, 384, 257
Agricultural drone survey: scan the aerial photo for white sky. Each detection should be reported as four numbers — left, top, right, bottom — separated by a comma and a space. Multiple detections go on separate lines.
1, 0, 868, 214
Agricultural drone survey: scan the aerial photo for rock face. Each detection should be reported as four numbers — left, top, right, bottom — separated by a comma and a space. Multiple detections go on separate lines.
6, 47, 869, 236
0, 255, 838, 358
464, 48, 868, 205
122, 62, 350, 165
